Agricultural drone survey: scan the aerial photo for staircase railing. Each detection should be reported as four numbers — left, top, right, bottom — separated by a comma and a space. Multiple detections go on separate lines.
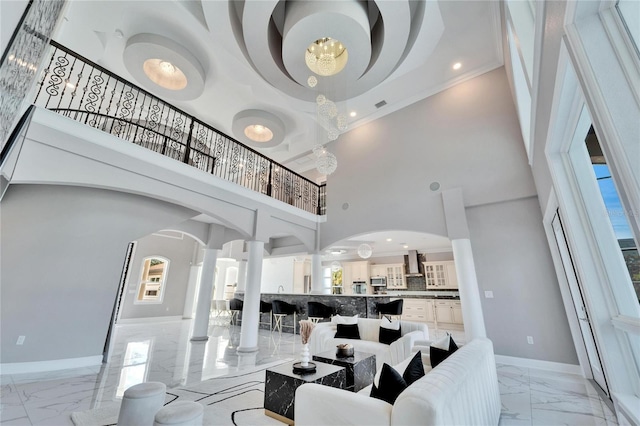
33, 41, 326, 215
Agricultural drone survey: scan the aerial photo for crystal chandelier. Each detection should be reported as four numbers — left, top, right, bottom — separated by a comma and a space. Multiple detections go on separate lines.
357, 244, 373, 259
316, 151, 337, 175
305, 38, 349, 77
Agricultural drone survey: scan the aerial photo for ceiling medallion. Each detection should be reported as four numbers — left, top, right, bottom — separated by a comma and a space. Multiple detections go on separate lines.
123, 33, 205, 101
232, 109, 286, 148
305, 38, 348, 77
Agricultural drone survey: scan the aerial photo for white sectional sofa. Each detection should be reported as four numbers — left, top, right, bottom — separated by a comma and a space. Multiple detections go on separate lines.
308, 317, 429, 371
296, 338, 501, 426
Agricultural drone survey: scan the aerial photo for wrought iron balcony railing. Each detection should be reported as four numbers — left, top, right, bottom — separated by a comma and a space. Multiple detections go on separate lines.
33, 41, 326, 215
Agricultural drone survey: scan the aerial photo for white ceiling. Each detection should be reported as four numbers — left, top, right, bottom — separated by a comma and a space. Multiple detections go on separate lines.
53, 0, 503, 257
55, 0, 503, 175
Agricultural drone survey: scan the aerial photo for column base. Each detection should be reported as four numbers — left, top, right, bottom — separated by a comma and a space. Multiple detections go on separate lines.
190, 336, 209, 342
236, 346, 259, 353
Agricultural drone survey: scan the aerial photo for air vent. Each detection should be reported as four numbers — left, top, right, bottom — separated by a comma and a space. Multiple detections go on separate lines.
375, 100, 387, 108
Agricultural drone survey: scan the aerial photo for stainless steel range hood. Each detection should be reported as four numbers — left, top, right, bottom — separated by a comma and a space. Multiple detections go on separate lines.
404, 250, 423, 277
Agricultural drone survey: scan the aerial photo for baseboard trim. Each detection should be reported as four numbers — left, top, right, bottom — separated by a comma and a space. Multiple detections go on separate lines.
117, 315, 184, 324
0, 355, 103, 374
495, 354, 583, 375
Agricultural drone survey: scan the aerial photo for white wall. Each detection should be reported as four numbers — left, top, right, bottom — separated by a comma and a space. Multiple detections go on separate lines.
467, 196, 578, 364
261, 256, 295, 293
320, 68, 577, 365
119, 233, 200, 320
0, 184, 197, 363
321, 68, 538, 249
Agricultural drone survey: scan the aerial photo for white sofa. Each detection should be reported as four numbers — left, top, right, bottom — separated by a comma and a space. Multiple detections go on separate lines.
296, 338, 501, 426
308, 317, 429, 371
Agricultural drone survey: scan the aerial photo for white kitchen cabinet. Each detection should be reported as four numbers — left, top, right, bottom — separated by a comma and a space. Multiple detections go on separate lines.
435, 300, 453, 323
385, 264, 407, 289
425, 299, 436, 322
423, 261, 458, 289
402, 298, 428, 322
452, 301, 463, 324
434, 300, 464, 324
370, 264, 386, 278
293, 259, 311, 293
341, 261, 369, 294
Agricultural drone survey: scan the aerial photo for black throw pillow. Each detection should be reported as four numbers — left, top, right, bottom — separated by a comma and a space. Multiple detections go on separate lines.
402, 351, 425, 385
379, 326, 402, 345
334, 323, 361, 339
370, 363, 407, 404
430, 335, 459, 368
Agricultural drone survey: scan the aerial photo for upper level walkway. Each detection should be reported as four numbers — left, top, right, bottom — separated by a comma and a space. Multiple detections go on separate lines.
30, 41, 325, 216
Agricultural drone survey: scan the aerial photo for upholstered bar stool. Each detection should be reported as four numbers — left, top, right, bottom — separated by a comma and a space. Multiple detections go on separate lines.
377, 299, 404, 321
271, 300, 298, 334
229, 298, 243, 327
259, 300, 273, 330
153, 401, 203, 426
307, 301, 334, 323
117, 381, 166, 426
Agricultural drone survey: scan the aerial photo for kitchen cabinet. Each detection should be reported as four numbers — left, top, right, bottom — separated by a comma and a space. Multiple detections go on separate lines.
425, 299, 435, 322
434, 300, 464, 324
370, 264, 386, 278
341, 261, 369, 294
452, 301, 463, 324
423, 261, 458, 289
402, 298, 428, 322
385, 264, 407, 289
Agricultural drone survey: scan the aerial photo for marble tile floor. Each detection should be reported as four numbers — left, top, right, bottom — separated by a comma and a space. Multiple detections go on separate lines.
1, 318, 617, 425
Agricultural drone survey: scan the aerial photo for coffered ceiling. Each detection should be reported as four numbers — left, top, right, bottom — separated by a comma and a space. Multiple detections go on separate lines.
54, 0, 503, 175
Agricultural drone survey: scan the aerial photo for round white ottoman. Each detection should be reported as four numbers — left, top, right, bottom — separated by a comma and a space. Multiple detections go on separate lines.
153, 401, 204, 426
117, 382, 166, 426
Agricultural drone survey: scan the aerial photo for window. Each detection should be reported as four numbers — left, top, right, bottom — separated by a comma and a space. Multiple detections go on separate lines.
617, 0, 640, 55
136, 256, 169, 303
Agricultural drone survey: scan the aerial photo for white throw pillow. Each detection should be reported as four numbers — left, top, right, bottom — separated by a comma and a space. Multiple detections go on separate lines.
380, 316, 400, 331
431, 333, 452, 350
331, 314, 359, 325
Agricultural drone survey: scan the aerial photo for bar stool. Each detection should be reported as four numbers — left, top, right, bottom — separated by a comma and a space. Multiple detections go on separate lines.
271, 300, 298, 334
307, 301, 334, 323
229, 298, 243, 327
377, 299, 403, 321
259, 300, 273, 330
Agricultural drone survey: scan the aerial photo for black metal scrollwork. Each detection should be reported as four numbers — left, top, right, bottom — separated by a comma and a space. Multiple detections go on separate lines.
45, 55, 68, 97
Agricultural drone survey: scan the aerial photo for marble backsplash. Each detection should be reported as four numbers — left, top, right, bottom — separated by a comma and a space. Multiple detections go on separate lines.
406, 275, 427, 291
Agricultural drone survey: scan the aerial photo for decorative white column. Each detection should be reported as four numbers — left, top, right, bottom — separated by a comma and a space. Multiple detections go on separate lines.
236, 259, 247, 293
237, 240, 264, 353
452, 239, 486, 342
442, 188, 487, 343
310, 253, 326, 294
191, 248, 218, 341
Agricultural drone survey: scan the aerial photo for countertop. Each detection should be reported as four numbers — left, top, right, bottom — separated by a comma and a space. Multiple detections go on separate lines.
259, 291, 459, 298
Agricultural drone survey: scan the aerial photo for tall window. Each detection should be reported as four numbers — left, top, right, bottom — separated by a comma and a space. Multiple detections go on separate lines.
136, 256, 169, 303
587, 126, 640, 303
617, 0, 640, 55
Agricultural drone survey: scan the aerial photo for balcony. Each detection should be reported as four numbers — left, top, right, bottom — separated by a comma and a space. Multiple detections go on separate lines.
31, 41, 326, 215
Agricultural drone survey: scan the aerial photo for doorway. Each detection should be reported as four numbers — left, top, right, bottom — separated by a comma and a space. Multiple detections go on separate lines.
551, 211, 609, 396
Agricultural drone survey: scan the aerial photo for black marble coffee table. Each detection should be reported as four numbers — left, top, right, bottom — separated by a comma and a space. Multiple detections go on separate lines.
264, 361, 346, 424
312, 350, 376, 392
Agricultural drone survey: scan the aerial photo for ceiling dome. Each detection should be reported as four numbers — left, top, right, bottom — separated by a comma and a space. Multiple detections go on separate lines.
224, 0, 444, 102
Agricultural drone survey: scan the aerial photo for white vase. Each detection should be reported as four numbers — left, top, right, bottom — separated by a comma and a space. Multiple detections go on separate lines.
300, 343, 310, 367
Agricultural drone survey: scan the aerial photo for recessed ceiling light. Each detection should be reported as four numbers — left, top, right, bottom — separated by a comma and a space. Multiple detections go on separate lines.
143, 58, 187, 90
403, 245, 409, 249
349, 111, 357, 117
244, 124, 274, 142
453, 62, 462, 70
386, 238, 392, 242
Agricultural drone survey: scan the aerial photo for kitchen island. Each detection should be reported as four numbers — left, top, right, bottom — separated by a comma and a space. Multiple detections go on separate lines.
231, 292, 460, 332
